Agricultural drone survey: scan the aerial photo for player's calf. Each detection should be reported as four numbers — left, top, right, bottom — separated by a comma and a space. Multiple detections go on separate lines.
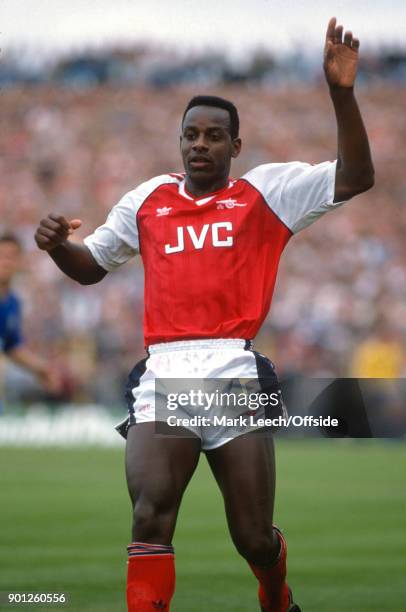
248, 526, 300, 612
234, 526, 280, 566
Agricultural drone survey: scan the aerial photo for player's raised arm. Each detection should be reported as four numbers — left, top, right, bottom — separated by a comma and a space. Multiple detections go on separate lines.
323, 17, 374, 201
35, 213, 107, 285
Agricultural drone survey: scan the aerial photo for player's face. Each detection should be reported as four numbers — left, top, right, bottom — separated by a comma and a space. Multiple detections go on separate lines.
180, 106, 241, 196
0, 242, 22, 288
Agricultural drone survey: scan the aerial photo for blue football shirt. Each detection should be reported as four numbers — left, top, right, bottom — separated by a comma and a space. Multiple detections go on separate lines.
0, 291, 23, 354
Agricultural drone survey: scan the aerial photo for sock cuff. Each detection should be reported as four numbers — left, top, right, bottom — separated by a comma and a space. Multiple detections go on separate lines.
127, 542, 175, 558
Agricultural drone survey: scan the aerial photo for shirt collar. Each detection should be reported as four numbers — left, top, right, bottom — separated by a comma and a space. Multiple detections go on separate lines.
178, 178, 235, 206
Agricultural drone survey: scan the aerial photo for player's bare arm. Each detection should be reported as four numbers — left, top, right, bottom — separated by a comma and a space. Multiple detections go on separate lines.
7, 345, 61, 393
324, 17, 374, 201
35, 214, 107, 285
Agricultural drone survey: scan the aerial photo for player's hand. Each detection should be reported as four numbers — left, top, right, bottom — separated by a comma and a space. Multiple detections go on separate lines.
323, 17, 360, 89
35, 214, 82, 251
38, 366, 63, 395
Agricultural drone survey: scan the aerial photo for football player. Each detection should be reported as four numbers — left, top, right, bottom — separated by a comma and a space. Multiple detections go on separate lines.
35, 18, 373, 612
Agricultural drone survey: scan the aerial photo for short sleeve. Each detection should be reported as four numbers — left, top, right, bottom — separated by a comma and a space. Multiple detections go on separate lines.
243, 160, 349, 234
84, 175, 176, 272
84, 191, 139, 272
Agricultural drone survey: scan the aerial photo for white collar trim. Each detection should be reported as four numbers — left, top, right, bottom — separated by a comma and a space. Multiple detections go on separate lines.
178, 179, 235, 205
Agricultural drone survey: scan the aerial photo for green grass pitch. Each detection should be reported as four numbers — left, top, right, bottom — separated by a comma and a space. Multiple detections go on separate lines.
1, 440, 405, 611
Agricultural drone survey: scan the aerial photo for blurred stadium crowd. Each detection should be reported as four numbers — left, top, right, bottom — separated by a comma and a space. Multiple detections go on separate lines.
2, 44, 406, 87
1, 46, 406, 406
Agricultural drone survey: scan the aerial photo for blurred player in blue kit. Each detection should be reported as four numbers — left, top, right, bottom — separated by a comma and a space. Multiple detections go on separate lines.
34, 19, 374, 612
0, 233, 60, 407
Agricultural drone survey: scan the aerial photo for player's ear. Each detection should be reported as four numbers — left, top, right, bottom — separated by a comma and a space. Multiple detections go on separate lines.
231, 138, 242, 158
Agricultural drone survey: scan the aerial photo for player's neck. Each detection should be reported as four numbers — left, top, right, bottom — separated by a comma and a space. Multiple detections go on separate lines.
185, 176, 229, 198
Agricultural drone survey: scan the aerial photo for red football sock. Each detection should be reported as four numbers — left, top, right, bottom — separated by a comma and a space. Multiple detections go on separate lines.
126, 542, 175, 611
248, 527, 290, 612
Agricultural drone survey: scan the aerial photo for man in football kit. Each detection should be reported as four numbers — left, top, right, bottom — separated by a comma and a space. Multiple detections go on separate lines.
35, 18, 374, 612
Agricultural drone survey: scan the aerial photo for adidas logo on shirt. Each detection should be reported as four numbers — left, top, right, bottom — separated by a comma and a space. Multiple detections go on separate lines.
156, 207, 172, 216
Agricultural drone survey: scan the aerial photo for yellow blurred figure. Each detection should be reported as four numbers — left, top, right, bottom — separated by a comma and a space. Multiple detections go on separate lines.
351, 336, 405, 378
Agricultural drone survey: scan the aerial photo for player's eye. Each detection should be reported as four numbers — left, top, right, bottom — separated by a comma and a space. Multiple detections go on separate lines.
184, 131, 196, 140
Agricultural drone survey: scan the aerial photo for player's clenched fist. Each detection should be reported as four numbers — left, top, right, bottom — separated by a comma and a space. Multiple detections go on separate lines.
35, 214, 82, 251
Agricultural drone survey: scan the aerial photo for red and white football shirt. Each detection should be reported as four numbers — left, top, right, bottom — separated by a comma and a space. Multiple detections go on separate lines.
84, 161, 346, 346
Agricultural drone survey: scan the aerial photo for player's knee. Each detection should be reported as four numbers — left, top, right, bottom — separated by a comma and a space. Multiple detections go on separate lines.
234, 530, 279, 566
132, 498, 178, 542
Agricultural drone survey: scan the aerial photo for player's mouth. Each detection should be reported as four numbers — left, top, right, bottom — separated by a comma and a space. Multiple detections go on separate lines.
189, 156, 213, 170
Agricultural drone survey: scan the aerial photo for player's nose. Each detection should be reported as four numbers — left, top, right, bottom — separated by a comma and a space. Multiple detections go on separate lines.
192, 134, 209, 151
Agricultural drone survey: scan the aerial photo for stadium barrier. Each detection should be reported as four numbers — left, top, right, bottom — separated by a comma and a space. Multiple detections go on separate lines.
0, 405, 123, 447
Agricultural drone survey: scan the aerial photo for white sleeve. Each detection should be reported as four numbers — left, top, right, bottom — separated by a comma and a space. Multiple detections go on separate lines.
84, 175, 175, 272
83, 191, 139, 272
243, 160, 348, 233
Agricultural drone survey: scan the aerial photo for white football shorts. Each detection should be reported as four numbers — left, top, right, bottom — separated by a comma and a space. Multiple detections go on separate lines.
116, 339, 286, 450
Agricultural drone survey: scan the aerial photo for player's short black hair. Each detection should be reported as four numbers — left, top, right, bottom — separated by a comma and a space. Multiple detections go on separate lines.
182, 95, 240, 139
0, 232, 22, 250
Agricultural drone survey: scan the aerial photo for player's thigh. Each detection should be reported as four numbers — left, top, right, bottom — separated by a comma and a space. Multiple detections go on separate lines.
126, 422, 201, 507
206, 431, 276, 534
